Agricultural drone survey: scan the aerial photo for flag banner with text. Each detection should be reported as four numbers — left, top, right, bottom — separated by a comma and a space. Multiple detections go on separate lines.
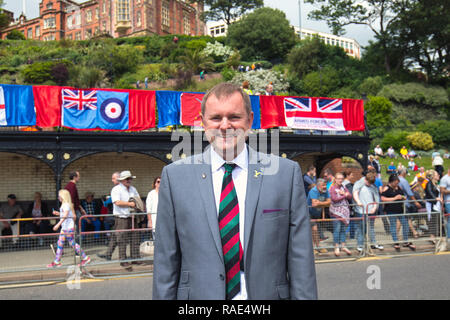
259, 95, 364, 131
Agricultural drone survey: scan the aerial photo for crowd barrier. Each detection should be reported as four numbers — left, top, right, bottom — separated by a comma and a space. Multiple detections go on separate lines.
0, 200, 449, 282
311, 199, 450, 260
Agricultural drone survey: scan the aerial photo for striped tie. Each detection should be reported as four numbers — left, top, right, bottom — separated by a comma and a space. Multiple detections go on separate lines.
218, 163, 243, 300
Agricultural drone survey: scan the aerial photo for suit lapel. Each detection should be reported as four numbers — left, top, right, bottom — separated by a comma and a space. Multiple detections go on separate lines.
244, 147, 264, 258
194, 147, 224, 264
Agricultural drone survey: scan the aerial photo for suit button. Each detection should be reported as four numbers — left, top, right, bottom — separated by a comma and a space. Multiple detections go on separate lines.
219, 274, 225, 281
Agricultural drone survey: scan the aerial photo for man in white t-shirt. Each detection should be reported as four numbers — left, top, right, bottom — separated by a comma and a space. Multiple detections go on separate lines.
111, 170, 142, 268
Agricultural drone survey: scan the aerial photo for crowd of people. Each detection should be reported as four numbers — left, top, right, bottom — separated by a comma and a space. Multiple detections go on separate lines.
0, 170, 161, 270
303, 158, 450, 256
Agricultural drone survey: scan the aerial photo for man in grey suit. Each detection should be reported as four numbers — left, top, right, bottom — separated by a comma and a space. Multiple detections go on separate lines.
153, 83, 317, 300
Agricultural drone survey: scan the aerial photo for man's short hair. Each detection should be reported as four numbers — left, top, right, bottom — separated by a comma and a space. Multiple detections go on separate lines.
201, 82, 252, 116
307, 165, 315, 173
316, 178, 326, 186
69, 171, 79, 180
397, 168, 407, 176
7, 194, 16, 200
365, 172, 376, 184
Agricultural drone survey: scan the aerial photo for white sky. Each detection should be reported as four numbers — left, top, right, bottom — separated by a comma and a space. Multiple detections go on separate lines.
3, 0, 375, 46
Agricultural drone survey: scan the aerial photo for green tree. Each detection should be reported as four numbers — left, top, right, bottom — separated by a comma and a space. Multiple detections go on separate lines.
6, 29, 26, 40
389, 0, 450, 83
226, 7, 297, 62
304, 0, 409, 75
0, 1, 12, 30
194, 0, 263, 25
365, 96, 393, 129
417, 120, 450, 147
301, 66, 341, 97
178, 49, 215, 75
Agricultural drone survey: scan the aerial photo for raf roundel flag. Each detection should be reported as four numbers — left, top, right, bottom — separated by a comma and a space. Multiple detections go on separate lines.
96, 90, 129, 130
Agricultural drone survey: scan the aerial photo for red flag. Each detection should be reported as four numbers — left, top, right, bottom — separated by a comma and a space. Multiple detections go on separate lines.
33, 85, 62, 128
342, 98, 365, 131
260, 95, 287, 129
128, 89, 156, 130
180, 93, 204, 126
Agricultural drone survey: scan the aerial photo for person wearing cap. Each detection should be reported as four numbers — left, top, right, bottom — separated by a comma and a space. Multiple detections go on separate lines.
0, 194, 24, 246
110, 170, 142, 268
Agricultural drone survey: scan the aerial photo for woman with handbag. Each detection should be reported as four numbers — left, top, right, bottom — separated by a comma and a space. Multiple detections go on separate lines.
329, 172, 353, 256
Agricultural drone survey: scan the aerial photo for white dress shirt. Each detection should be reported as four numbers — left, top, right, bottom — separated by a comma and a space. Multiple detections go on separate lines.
210, 146, 248, 300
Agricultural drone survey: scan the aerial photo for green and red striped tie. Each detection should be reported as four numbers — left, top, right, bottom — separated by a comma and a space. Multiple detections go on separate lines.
219, 163, 243, 300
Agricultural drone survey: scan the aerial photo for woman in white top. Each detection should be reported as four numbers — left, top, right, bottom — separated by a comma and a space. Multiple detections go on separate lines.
47, 189, 90, 268
146, 176, 160, 239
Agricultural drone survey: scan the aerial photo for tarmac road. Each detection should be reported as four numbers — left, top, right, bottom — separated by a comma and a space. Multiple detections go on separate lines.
1, 253, 450, 300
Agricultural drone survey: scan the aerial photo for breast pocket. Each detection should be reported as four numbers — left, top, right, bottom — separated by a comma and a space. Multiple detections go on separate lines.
261, 209, 289, 220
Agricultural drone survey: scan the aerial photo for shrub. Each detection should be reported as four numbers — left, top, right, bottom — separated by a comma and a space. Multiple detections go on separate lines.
406, 131, 434, 151
365, 96, 393, 129
378, 82, 448, 108
381, 130, 410, 151
221, 67, 236, 81
230, 69, 289, 95
358, 76, 384, 96
22, 61, 54, 84
417, 120, 450, 147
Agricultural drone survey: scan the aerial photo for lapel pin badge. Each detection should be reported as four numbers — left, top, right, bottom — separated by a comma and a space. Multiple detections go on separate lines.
202, 173, 207, 179
254, 169, 262, 178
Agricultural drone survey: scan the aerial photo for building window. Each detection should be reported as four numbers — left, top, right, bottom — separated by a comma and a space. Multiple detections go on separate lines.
95, 7, 99, 19
137, 11, 142, 27
27, 28, 33, 39
67, 34, 73, 40
183, 13, 190, 35
35, 26, 40, 37
102, 20, 107, 31
75, 31, 81, 40
161, 1, 170, 28
95, 27, 100, 35
46, 2, 53, 10
117, 0, 130, 22
85, 29, 92, 39
67, 15, 73, 29
102, 1, 106, 14
75, 14, 81, 25
44, 17, 56, 29
86, 9, 92, 22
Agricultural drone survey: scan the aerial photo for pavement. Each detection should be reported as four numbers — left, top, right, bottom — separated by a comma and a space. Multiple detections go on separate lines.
0, 241, 154, 284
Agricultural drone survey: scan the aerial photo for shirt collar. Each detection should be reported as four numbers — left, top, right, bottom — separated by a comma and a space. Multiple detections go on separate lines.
211, 145, 248, 173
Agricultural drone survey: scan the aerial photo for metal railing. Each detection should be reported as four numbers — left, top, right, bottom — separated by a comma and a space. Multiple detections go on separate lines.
0, 200, 449, 282
310, 199, 449, 260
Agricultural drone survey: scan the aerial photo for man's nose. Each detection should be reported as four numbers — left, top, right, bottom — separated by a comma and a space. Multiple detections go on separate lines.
219, 117, 231, 130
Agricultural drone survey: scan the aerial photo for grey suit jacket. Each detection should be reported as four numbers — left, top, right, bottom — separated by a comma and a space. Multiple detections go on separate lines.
152, 146, 317, 300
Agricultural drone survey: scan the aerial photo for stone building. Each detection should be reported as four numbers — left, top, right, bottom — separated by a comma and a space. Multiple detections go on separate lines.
0, 0, 205, 41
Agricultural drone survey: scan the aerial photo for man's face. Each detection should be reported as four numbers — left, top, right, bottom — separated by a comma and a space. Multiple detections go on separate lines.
75, 172, 80, 182
201, 92, 253, 160
317, 182, 327, 193
122, 177, 133, 188
112, 174, 119, 185
7, 198, 16, 206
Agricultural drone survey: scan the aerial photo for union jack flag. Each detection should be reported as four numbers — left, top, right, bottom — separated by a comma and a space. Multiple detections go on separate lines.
317, 98, 342, 113
284, 97, 311, 112
62, 89, 97, 111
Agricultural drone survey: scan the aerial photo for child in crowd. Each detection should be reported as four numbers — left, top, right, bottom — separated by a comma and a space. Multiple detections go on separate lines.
47, 189, 90, 268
